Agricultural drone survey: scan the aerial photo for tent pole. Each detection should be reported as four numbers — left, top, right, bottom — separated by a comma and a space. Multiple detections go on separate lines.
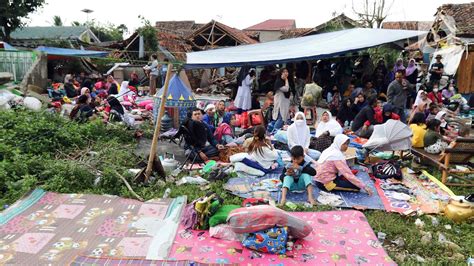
145, 63, 173, 181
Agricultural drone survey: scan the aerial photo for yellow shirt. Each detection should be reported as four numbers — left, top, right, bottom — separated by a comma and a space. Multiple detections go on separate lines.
410, 124, 427, 148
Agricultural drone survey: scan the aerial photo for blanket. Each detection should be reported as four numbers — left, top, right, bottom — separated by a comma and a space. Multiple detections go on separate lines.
0, 189, 186, 264
169, 210, 395, 265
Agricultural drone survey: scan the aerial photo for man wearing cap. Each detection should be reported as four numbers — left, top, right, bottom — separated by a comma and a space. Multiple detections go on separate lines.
202, 103, 217, 133
429, 55, 444, 85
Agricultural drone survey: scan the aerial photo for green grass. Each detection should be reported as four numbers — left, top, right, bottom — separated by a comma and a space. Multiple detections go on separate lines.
0, 109, 472, 265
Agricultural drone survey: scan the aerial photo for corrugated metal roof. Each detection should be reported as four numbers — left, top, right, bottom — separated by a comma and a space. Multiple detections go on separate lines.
11, 26, 89, 40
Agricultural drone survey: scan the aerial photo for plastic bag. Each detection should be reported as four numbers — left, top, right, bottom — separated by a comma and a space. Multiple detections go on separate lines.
23, 97, 42, 111
209, 224, 241, 241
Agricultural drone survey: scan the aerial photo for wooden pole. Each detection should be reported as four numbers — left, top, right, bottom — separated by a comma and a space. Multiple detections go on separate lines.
145, 63, 173, 181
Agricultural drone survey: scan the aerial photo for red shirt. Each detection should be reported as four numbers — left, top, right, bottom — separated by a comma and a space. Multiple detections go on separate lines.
428, 92, 443, 105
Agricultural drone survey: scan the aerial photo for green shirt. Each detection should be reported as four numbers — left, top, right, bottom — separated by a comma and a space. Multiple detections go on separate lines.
424, 129, 441, 147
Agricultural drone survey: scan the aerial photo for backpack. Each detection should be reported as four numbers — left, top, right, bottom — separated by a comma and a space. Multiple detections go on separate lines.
372, 160, 402, 180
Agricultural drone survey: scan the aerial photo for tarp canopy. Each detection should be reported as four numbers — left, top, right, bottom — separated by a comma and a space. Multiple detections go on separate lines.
185, 28, 426, 68
35, 46, 109, 58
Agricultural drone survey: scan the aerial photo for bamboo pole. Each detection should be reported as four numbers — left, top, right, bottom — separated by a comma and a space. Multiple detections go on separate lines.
144, 63, 173, 181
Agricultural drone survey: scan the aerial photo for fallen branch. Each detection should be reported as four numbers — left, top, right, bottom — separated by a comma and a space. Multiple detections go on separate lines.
112, 170, 144, 201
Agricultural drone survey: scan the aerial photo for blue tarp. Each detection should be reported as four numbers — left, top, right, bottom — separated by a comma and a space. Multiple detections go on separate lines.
0, 42, 17, 51
35, 46, 109, 58
185, 28, 427, 68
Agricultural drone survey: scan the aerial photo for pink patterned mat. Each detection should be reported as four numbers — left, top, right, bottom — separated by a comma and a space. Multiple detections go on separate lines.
169, 210, 396, 265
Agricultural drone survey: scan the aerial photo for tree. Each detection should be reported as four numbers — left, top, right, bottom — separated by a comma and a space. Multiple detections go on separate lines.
352, 0, 393, 28
0, 0, 46, 42
137, 16, 158, 56
52, 15, 63, 26
71, 21, 82, 27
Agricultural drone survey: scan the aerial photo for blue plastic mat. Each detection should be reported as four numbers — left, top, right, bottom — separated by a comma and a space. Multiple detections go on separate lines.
225, 166, 385, 210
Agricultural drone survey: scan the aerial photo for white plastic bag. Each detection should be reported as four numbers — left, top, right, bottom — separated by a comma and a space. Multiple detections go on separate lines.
23, 97, 42, 111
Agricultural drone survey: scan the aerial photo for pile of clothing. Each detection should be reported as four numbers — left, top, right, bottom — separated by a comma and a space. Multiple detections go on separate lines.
181, 196, 312, 255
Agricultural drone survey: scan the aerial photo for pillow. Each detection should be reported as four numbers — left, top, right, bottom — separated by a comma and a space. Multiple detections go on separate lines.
209, 205, 240, 227
234, 162, 265, 177
242, 226, 288, 254
230, 153, 248, 163
227, 205, 312, 239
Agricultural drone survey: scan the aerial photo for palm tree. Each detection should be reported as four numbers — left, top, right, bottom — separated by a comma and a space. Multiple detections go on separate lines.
52, 16, 63, 26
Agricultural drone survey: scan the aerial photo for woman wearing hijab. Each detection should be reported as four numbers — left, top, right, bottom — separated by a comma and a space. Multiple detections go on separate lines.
234, 69, 256, 112
272, 68, 291, 131
106, 75, 119, 95
373, 59, 388, 93
315, 134, 373, 195
337, 97, 356, 127
288, 112, 321, 160
64, 74, 78, 98
106, 95, 125, 122
405, 59, 418, 85
69, 95, 94, 123
312, 110, 343, 152
410, 90, 431, 121
389, 58, 405, 82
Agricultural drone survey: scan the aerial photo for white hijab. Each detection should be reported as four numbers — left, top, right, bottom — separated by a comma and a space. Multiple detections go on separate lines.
413, 90, 431, 108
315, 111, 343, 137
435, 110, 447, 127
287, 112, 310, 149
317, 134, 350, 163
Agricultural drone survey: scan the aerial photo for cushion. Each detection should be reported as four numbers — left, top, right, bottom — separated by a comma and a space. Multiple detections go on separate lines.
209, 205, 240, 227
227, 205, 312, 239
242, 226, 288, 254
230, 152, 248, 163
234, 162, 265, 177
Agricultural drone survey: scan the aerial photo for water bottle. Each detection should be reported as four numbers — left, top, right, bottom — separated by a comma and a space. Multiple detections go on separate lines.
162, 188, 171, 199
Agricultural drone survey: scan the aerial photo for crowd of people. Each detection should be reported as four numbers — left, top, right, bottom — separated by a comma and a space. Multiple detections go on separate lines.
46, 70, 145, 126
177, 53, 471, 205
44, 52, 470, 206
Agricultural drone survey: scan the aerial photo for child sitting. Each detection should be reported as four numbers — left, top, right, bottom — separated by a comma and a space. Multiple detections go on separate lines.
424, 119, 454, 154
279, 146, 317, 206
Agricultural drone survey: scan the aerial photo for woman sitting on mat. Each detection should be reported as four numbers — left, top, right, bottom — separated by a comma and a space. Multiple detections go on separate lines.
287, 111, 321, 161
315, 134, 373, 195
312, 110, 343, 152
244, 125, 279, 173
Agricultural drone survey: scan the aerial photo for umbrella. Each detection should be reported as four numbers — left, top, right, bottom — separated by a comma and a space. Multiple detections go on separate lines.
363, 119, 413, 151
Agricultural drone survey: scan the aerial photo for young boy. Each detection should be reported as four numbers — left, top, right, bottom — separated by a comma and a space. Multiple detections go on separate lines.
280, 146, 317, 206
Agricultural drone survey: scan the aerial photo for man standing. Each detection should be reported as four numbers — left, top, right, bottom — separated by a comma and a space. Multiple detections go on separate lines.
143, 54, 159, 96
429, 55, 444, 85
387, 70, 414, 123
187, 108, 224, 162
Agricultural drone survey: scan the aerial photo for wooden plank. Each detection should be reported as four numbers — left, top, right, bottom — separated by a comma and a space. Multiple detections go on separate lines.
457, 51, 474, 94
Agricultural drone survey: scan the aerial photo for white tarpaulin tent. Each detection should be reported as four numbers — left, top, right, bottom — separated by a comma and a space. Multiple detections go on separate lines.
429, 45, 466, 75
363, 119, 413, 151
185, 28, 426, 68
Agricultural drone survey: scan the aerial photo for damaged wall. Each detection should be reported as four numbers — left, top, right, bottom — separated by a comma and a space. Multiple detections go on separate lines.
20, 53, 48, 92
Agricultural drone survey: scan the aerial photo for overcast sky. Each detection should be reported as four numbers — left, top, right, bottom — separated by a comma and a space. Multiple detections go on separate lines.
27, 0, 471, 35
